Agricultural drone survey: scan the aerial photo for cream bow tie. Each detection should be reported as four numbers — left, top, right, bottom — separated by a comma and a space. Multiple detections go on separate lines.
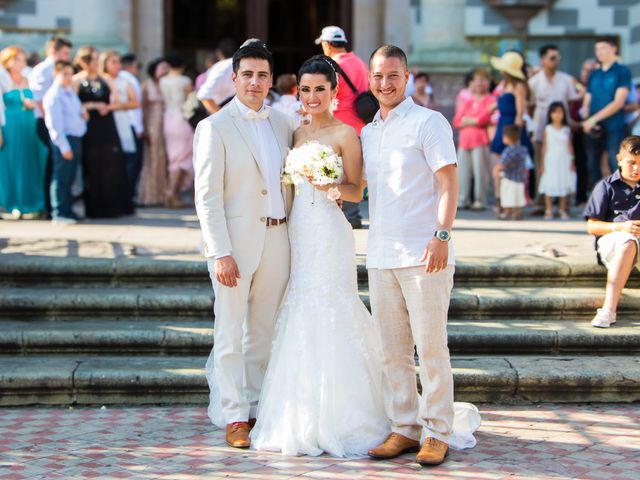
245, 108, 269, 120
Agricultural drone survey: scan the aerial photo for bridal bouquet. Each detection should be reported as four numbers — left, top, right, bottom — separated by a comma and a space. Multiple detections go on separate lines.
282, 141, 343, 200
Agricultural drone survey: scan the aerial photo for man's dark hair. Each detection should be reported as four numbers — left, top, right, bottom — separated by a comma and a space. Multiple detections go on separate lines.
54, 60, 73, 72
217, 38, 237, 59
619, 136, 640, 156
275, 73, 296, 95
414, 71, 430, 82
120, 53, 137, 67
232, 41, 274, 74
539, 44, 558, 58
328, 41, 348, 49
369, 45, 407, 69
595, 36, 619, 49
51, 36, 72, 51
502, 124, 521, 143
165, 51, 185, 69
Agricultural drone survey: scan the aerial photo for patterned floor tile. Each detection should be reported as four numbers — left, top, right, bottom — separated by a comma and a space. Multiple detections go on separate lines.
0, 404, 638, 479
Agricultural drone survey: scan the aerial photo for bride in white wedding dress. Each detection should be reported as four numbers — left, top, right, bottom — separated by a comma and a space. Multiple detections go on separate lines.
249, 55, 480, 458
249, 55, 388, 457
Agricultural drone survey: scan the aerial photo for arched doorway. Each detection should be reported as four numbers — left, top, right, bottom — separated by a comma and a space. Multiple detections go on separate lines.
164, 0, 352, 76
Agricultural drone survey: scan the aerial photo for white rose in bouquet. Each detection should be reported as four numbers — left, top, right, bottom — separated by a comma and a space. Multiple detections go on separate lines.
282, 141, 343, 200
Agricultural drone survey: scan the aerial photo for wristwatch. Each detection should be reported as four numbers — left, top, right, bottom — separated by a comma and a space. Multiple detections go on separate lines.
434, 230, 451, 242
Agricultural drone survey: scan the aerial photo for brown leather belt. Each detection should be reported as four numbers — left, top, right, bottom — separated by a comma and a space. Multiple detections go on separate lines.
266, 217, 286, 226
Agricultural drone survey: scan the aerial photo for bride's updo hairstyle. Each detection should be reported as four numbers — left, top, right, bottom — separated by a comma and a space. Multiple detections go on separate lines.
297, 54, 344, 90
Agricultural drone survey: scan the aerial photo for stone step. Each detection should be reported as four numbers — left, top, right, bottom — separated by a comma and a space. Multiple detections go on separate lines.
1, 255, 637, 288
0, 287, 213, 319
2, 319, 639, 355
1, 355, 638, 406
1, 286, 639, 319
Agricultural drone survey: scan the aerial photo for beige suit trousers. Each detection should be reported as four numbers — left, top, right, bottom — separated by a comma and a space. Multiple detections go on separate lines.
207, 223, 290, 423
368, 265, 455, 443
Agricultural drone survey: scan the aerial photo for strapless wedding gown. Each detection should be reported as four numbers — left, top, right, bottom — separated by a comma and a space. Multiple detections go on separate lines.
250, 175, 389, 457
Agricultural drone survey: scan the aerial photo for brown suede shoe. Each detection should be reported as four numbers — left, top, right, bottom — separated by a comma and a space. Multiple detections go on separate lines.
368, 433, 420, 459
416, 437, 449, 466
226, 422, 250, 448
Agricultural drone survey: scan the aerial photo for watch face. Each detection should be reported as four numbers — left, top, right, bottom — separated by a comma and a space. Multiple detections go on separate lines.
437, 230, 450, 241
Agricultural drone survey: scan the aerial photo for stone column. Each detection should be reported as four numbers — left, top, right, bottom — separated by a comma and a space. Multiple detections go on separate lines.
70, 0, 130, 51
382, 0, 411, 52
135, 0, 165, 72
409, 0, 480, 119
353, 0, 384, 60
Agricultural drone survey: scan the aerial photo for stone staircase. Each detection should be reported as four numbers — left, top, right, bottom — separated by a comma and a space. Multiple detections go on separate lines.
1, 254, 639, 406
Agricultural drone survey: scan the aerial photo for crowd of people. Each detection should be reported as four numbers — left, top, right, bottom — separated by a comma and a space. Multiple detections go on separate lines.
0, 36, 198, 223
0, 32, 638, 228
452, 37, 638, 221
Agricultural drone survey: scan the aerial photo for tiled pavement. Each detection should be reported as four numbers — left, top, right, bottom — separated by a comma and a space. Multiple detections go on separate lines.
0, 404, 638, 480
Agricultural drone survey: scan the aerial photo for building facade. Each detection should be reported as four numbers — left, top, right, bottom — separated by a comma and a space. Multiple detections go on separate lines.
1, 0, 638, 113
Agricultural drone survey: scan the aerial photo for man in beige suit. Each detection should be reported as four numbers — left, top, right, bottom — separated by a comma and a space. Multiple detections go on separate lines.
193, 41, 293, 449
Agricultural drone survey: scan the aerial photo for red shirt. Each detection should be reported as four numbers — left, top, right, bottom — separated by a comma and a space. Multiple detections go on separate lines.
333, 52, 369, 135
453, 94, 495, 150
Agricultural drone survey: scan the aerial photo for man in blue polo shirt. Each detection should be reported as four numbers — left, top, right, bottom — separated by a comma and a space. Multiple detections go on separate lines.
582, 37, 631, 189
584, 135, 640, 328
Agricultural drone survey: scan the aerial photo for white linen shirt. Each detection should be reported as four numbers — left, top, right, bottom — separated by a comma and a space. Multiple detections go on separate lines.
119, 70, 144, 135
28, 56, 54, 119
197, 58, 234, 105
361, 96, 457, 270
233, 97, 286, 220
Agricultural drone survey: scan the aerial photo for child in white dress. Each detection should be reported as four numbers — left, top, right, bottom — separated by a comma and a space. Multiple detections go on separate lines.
538, 102, 575, 219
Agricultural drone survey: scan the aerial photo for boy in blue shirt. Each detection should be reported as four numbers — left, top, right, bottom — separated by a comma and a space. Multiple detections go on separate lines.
584, 135, 640, 327
43, 60, 87, 224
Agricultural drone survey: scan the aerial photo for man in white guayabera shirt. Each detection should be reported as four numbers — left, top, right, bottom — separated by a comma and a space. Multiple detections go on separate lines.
362, 45, 459, 467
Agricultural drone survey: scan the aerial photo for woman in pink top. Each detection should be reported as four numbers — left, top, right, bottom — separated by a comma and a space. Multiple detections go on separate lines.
453, 68, 496, 210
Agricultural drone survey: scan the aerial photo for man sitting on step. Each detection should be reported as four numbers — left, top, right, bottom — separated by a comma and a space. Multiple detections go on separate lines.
584, 135, 640, 328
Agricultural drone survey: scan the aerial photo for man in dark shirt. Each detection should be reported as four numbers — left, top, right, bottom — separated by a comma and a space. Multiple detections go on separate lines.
583, 135, 640, 327
582, 37, 631, 188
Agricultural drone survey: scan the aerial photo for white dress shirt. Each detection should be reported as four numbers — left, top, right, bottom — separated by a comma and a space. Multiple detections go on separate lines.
361, 97, 457, 270
233, 97, 286, 219
119, 70, 144, 135
28, 56, 54, 119
197, 58, 234, 105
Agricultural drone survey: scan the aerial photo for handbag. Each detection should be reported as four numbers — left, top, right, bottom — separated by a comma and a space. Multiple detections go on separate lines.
339, 69, 379, 124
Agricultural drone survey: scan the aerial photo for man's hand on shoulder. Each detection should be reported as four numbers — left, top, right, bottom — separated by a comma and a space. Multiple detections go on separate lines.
215, 255, 241, 287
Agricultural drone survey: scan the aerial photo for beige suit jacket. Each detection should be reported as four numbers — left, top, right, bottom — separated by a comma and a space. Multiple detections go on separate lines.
193, 100, 294, 274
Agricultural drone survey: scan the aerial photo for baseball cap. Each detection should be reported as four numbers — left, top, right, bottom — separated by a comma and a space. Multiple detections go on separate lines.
314, 26, 347, 45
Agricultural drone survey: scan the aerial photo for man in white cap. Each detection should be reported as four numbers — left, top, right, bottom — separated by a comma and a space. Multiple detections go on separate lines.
315, 25, 369, 228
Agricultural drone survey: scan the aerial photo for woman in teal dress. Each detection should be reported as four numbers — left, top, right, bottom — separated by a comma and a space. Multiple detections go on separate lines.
0, 46, 48, 218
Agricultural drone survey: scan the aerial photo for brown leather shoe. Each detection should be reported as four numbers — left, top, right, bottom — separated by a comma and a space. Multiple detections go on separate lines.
368, 433, 420, 459
416, 437, 449, 466
225, 422, 250, 448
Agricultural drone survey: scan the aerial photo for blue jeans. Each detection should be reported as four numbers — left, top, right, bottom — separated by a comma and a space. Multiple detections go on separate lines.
50, 136, 82, 219
585, 127, 625, 189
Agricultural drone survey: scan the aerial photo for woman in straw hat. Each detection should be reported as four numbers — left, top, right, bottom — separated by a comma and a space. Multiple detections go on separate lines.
489, 50, 533, 214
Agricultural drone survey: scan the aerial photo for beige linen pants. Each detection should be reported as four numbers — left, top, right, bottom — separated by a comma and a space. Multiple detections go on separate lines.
207, 223, 290, 423
368, 265, 455, 443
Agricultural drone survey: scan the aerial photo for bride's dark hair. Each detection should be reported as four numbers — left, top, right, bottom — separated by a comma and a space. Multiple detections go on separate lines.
297, 54, 344, 90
